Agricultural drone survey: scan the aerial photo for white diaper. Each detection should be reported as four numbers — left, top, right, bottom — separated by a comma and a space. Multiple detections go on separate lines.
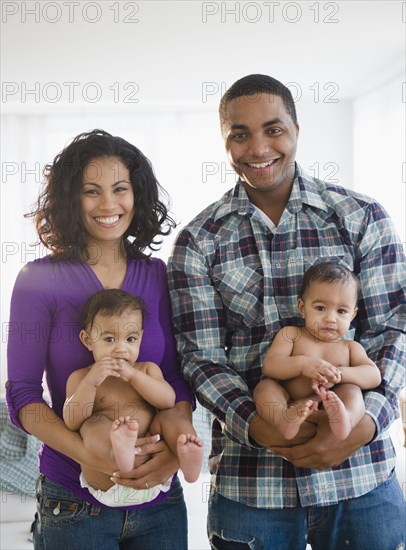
80, 473, 173, 507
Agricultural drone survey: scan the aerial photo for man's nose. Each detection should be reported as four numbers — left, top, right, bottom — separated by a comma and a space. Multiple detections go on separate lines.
248, 135, 271, 158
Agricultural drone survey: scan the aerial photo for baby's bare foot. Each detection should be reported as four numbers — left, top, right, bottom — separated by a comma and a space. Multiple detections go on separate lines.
321, 389, 352, 440
281, 400, 319, 440
110, 416, 139, 473
177, 434, 203, 483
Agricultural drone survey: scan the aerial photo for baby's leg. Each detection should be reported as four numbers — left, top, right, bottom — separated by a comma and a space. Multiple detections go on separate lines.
110, 416, 139, 473
253, 378, 318, 440
150, 408, 203, 483
320, 383, 365, 440
80, 413, 117, 491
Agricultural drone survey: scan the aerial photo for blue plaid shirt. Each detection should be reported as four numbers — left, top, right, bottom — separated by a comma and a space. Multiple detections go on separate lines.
167, 165, 405, 507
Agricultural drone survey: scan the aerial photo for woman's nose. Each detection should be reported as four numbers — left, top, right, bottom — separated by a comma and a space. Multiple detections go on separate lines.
99, 193, 116, 210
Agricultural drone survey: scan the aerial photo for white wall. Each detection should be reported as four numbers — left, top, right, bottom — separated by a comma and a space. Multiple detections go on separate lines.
353, 74, 405, 240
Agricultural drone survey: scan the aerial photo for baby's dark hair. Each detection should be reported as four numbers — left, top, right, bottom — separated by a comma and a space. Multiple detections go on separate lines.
219, 74, 297, 129
81, 289, 145, 331
299, 262, 360, 300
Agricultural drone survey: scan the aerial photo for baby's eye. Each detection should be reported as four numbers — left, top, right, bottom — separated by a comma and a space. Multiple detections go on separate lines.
127, 336, 139, 343
104, 337, 115, 343
338, 309, 348, 315
315, 306, 325, 311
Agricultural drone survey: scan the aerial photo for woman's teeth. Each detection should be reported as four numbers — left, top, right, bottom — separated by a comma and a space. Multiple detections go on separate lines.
95, 215, 120, 225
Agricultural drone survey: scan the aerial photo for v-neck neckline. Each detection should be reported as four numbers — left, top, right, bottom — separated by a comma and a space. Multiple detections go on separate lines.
80, 258, 129, 290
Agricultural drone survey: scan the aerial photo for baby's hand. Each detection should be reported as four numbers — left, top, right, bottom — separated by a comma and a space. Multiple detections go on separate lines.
116, 359, 134, 382
87, 357, 123, 387
302, 359, 341, 387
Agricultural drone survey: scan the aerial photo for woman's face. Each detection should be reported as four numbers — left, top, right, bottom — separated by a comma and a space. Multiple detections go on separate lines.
80, 156, 135, 249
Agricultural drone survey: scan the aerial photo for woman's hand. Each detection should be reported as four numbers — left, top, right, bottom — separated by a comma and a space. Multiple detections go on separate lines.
111, 435, 179, 489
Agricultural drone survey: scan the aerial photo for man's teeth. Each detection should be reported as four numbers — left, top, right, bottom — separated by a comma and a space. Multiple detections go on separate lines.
95, 215, 120, 225
247, 160, 277, 168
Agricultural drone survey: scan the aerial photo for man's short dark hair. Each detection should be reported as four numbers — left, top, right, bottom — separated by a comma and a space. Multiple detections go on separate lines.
219, 74, 297, 128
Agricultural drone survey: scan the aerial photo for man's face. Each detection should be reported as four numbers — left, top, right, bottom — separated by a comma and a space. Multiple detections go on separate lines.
222, 93, 299, 197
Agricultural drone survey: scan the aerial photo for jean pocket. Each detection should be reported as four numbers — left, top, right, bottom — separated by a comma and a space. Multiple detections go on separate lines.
38, 481, 89, 527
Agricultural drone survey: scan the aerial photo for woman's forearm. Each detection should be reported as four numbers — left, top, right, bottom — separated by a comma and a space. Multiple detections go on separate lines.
19, 403, 115, 475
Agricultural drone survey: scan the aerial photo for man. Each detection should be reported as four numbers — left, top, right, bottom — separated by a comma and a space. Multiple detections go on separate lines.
167, 74, 405, 549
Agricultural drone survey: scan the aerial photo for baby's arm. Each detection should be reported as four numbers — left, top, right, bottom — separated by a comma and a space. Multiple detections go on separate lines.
121, 361, 176, 410
63, 358, 123, 431
263, 328, 341, 386
339, 341, 382, 389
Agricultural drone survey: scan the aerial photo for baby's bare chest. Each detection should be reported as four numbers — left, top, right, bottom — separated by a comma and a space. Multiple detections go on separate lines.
293, 339, 350, 366
94, 378, 155, 432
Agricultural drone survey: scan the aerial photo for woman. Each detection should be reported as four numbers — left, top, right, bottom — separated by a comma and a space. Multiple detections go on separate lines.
6, 129, 193, 549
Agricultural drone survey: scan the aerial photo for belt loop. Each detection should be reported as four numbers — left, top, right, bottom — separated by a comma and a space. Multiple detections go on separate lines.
89, 504, 101, 516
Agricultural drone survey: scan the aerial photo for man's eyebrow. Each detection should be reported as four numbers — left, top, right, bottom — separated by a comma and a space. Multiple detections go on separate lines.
263, 118, 283, 127
229, 118, 284, 131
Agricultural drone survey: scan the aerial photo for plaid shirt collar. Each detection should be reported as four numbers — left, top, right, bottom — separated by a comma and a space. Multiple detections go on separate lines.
213, 164, 328, 223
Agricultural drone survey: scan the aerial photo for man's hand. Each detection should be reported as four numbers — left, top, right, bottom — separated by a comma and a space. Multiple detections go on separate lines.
270, 414, 376, 469
249, 412, 317, 448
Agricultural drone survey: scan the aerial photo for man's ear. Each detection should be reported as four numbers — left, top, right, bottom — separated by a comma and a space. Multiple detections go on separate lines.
297, 298, 305, 318
79, 329, 93, 351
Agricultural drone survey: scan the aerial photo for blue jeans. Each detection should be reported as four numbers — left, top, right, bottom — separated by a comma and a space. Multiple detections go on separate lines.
33, 475, 187, 550
207, 470, 406, 550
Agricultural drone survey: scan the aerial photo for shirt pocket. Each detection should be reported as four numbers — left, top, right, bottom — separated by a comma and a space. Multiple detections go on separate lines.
211, 265, 264, 330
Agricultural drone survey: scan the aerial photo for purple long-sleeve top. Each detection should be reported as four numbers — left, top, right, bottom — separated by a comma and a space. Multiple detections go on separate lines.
6, 255, 193, 509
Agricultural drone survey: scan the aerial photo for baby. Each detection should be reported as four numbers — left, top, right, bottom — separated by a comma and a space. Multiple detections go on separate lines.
63, 289, 203, 506
254, 262, 381, 440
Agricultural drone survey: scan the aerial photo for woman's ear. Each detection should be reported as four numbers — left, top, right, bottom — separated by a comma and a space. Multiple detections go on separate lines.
79, 329, 92, 351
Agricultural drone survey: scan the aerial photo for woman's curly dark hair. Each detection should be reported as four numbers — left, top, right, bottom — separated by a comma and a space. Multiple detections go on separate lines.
27, 129, 176, 260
